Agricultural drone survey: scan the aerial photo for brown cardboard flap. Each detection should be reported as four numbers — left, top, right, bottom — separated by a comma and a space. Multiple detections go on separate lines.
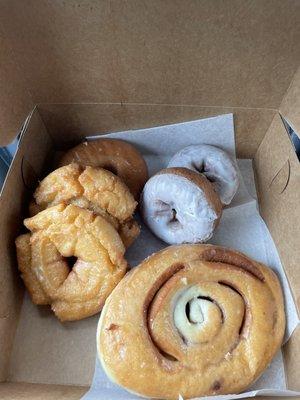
280, 67, 300, 135
0, 382, 87, 400
1, 0, 300, 143
254, 114, 300, 313
283, 325, 300, 391
0, 29, 34, 146
0, 110, 54, 381
37, 103, 276, 158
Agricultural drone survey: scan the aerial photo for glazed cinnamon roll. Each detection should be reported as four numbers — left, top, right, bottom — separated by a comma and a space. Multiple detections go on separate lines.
97, 244, 285, 399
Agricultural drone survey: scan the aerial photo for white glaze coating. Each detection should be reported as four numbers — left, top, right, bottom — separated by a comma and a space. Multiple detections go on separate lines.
141, 173, 218, 244
168, 144, 239, 205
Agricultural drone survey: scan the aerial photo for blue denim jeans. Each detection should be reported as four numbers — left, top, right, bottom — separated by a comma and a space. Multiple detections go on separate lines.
0, 139, 18, 188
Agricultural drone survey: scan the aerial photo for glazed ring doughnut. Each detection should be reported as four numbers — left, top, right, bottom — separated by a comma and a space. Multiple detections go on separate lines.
15, 233, 50, 305
58, 139, 148, 199
141, 167, 222, 244
30, 163, 139, 248
168, 144, 239, 205
97, 244, 285, 399
16, 204, 127, 321
29, 198, 139, 249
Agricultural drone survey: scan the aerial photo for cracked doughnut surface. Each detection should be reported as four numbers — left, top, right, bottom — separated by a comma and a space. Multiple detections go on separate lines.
168, 144, 239, 205
141, 167, 222, 244
16, 204, 127, 321
30, 163, 139, 248
97, 244, 285, 399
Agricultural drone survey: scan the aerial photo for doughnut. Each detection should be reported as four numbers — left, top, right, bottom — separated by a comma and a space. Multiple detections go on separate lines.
168, 144, 239, 205
16, 204, 127, 321
30, 163, 140, 248
58, 139, 148, 199
141, 167, 222, 244
15, 233, 50, 305
97, 244, 285, 399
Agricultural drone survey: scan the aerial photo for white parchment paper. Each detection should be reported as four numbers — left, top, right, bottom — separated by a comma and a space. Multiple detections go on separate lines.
83, 114, 300, 400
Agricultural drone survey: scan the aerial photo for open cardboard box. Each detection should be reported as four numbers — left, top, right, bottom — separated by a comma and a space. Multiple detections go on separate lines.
0, 1, 300, 399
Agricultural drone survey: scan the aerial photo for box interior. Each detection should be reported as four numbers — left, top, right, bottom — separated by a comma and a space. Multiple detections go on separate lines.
0, 1, 300, 399
1, 105, 299, 400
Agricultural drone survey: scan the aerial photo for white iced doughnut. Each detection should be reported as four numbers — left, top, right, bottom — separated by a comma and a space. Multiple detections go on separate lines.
141, 168, 222, 244
168, 144, 239, 205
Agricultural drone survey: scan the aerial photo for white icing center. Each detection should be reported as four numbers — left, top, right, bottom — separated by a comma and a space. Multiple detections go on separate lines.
141, 173, 217, 244
173, 286, 222, 344
168, 144, 239, 205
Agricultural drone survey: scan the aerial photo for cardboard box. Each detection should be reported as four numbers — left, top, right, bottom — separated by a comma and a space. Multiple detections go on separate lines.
0, 1, 299, 399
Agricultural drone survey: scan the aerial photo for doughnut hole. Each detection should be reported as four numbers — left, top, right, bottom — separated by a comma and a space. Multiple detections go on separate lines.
191, 161, 205, 174
154, 200, 180, 227
102, 164, 118, 176
63, 256, 78, 271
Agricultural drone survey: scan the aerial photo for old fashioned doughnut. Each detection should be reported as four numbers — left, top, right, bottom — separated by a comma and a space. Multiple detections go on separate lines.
16, 204, 127, 321
58, 139, 148, 199
141, 167, 222, 244
168, 144, 239, 205
97, 244, 285, 399
16, 233, 50, 305
30, 163, 139, 248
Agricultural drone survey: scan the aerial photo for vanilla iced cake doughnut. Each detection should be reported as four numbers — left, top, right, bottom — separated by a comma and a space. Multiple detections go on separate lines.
168, 144, 239, 205
141, 167, 222, 244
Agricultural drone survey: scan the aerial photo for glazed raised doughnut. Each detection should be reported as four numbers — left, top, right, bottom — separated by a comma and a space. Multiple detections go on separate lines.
168, 144, 239, 205
30, 163, 139, 248
58, 139, 148, 199
16, 204, 127, 321
141, 167, 222, 244
97, 244, 285, 399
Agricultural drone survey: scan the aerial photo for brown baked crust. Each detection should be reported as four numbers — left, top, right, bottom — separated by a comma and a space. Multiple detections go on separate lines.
98, 244, 285, 399
58, 139, 148, 199
16, 204, 127, 321
118, 219, 140, 248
